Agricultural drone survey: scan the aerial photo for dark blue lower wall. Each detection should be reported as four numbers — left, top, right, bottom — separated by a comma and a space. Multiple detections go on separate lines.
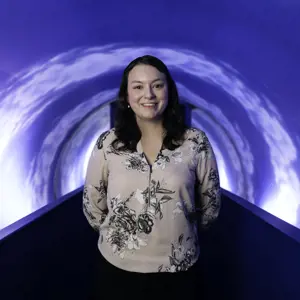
0, 191, 99, 299
1, 190, 300, 299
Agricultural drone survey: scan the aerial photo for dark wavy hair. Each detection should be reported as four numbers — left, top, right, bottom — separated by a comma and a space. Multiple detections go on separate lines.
112, 55, 187, 152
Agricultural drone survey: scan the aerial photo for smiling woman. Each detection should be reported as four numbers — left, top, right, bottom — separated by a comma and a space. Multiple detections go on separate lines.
83, 55, 221, 299
127, 64, 168, 121
112, 55, 187, 153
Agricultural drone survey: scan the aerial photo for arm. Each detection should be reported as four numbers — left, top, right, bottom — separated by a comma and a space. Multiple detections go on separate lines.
83, 133, 109, 232
195, 132, 221, 229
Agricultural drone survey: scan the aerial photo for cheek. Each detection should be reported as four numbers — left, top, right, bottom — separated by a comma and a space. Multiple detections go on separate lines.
159, 91, 168, 107
128, 91, 141, 106
160, 89, 168, 101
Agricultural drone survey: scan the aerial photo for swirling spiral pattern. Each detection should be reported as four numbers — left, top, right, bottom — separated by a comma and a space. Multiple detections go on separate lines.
0, 44, 299, 229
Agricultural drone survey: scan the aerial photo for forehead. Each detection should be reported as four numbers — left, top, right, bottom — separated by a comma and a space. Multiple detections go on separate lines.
128, 64, 166, 83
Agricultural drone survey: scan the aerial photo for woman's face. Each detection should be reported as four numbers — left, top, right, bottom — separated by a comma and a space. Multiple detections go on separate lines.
127, 64, 168, 121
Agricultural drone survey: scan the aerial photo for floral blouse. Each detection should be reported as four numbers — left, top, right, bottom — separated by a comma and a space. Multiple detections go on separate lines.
83, 127, 221, 273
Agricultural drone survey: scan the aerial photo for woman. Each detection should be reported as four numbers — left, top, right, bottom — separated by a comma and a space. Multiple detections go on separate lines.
83, 55, 221, 299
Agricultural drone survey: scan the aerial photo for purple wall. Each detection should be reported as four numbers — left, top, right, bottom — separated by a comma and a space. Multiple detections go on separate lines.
0, 0, 299, 231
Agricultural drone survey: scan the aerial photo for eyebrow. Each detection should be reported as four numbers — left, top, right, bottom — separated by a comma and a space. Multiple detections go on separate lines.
130, 78, 164, 84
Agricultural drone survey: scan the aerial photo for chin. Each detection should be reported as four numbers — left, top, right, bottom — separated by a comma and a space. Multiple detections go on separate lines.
141, 115, 158, 121
138, 113, 162, 121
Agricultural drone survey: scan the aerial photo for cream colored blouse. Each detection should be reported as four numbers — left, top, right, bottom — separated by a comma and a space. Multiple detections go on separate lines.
83, 127, 221, 273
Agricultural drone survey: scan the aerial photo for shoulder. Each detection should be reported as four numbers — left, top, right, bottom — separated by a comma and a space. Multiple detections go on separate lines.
183, 127, 213, 157
95, 128, 117, 150
184, 127, 208, 142
186, 128, 214, 158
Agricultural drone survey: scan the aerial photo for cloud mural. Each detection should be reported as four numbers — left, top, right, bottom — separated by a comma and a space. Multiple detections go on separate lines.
0, 45, 299, 230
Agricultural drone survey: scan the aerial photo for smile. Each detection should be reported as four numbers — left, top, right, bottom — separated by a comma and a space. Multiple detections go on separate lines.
142, 103, 157, 107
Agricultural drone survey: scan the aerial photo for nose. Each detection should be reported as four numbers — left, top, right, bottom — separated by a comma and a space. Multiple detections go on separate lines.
144, 86, 155, 99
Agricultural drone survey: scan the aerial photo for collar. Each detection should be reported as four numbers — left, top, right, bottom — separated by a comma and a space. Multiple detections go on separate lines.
136, 139, 165, 155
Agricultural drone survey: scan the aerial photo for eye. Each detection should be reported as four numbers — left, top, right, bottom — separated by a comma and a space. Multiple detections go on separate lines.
154, 83, 164, 89
133, 85, 143, 90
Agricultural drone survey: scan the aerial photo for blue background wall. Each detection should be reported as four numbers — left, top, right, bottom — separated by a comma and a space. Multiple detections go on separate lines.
0, 0, 300, 230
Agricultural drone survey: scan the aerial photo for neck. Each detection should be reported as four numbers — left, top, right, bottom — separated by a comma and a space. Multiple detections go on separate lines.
137, 118, 165, 140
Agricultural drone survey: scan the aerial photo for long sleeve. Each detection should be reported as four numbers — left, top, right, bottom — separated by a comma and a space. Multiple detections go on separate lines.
195, 132, 221, 228
83, 132, 109, 232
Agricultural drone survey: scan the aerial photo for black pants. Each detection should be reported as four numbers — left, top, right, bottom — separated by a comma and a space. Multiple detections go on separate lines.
89, 254, 202, 300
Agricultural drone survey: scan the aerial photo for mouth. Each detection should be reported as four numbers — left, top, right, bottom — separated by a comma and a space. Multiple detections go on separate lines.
141, 103, 157, 108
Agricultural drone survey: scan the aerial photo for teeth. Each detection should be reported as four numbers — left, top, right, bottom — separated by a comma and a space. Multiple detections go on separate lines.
143, 104, 156, 107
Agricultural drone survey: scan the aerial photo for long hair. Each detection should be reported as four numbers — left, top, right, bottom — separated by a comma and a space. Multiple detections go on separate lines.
112, 55, 187, 152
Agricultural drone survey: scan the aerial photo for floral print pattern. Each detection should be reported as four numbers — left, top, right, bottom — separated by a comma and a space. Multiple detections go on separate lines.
188, 130, 210, 156
201, 168, 221, 225
83, 181, 107, 230
152, 150, 184, 170
172, 201, 184, 218
106, 181, 175, 258
171, 151, 183, 163
124, 153, 148, 172
158, 234, 196, 273
83, 127, 221, 273
96, 130, 111, 150
154, 152, 170, 170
